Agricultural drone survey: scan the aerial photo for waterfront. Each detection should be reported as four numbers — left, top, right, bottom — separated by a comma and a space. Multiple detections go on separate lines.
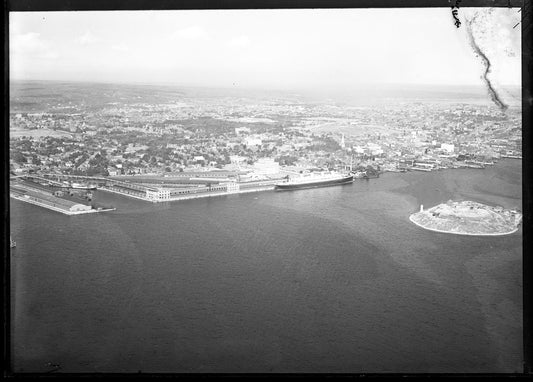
9, 159, 522, 373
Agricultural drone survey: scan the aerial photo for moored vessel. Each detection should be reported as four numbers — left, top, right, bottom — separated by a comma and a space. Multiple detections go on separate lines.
275, 171, 353, 191
71, 182, 98, 190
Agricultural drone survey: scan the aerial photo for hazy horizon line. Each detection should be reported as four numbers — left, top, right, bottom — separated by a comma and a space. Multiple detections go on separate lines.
10, 77, 522, 94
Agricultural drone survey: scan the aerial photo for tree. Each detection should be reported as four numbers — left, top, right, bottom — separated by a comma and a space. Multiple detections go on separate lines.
278, 155, 298, 166
11, 151, 26, 164
31, 155, 41, 166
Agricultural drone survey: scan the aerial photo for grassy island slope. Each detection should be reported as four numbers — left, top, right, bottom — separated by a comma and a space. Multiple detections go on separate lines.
409, 201, 522, 236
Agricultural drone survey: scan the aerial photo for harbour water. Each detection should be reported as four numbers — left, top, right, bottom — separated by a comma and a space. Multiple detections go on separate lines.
9, 159, 522, 373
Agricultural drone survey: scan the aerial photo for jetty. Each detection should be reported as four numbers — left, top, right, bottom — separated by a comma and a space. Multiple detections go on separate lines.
10, 184, 115, 215
98, 176, 279, 203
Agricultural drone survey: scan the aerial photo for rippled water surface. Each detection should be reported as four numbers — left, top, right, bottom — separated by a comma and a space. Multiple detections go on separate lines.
10, 159, 522, 373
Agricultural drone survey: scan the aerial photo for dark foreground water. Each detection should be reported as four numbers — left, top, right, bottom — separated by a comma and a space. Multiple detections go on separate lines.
10, 159, 522, 373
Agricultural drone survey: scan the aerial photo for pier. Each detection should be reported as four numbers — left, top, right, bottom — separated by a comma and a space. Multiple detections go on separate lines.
10, 176, 115, 215
10, 190, 115, 215
12, 172, 282, 204
99, 178, 277, 202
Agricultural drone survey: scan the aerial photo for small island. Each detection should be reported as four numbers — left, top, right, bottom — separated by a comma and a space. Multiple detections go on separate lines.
410, 200, 522, 236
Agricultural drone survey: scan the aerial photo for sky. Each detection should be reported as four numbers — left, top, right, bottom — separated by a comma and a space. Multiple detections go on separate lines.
9, 8, 522, 91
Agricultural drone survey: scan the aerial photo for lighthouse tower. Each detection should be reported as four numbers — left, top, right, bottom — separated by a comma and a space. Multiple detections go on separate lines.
420, 204, 424, 212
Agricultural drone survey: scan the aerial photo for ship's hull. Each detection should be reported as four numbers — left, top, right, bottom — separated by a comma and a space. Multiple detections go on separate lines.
275, 175, 353, 191
71, 184, 97, 190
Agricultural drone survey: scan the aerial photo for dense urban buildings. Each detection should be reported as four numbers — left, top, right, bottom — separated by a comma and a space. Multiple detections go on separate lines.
10, 82, 521, 181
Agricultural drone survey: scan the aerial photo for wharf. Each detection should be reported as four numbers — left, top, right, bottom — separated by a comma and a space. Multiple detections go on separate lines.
99, 184, 275, 202
98, 186, 152, 201
162, 186, 274, 202
10, 192, 115, 215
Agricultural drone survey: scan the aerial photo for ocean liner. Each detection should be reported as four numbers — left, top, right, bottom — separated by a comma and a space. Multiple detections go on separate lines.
274, 171, 354, 191
61, 181, 98, 190
71, 182, 98, 190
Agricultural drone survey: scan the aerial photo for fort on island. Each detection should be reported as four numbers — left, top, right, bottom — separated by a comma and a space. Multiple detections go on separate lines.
409, 200, 522, 236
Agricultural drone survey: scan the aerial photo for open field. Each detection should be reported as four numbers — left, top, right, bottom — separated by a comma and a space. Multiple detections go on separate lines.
306, 120, 394, 137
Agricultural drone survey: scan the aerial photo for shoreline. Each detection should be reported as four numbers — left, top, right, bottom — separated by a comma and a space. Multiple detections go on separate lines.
408, 214, 519, 236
